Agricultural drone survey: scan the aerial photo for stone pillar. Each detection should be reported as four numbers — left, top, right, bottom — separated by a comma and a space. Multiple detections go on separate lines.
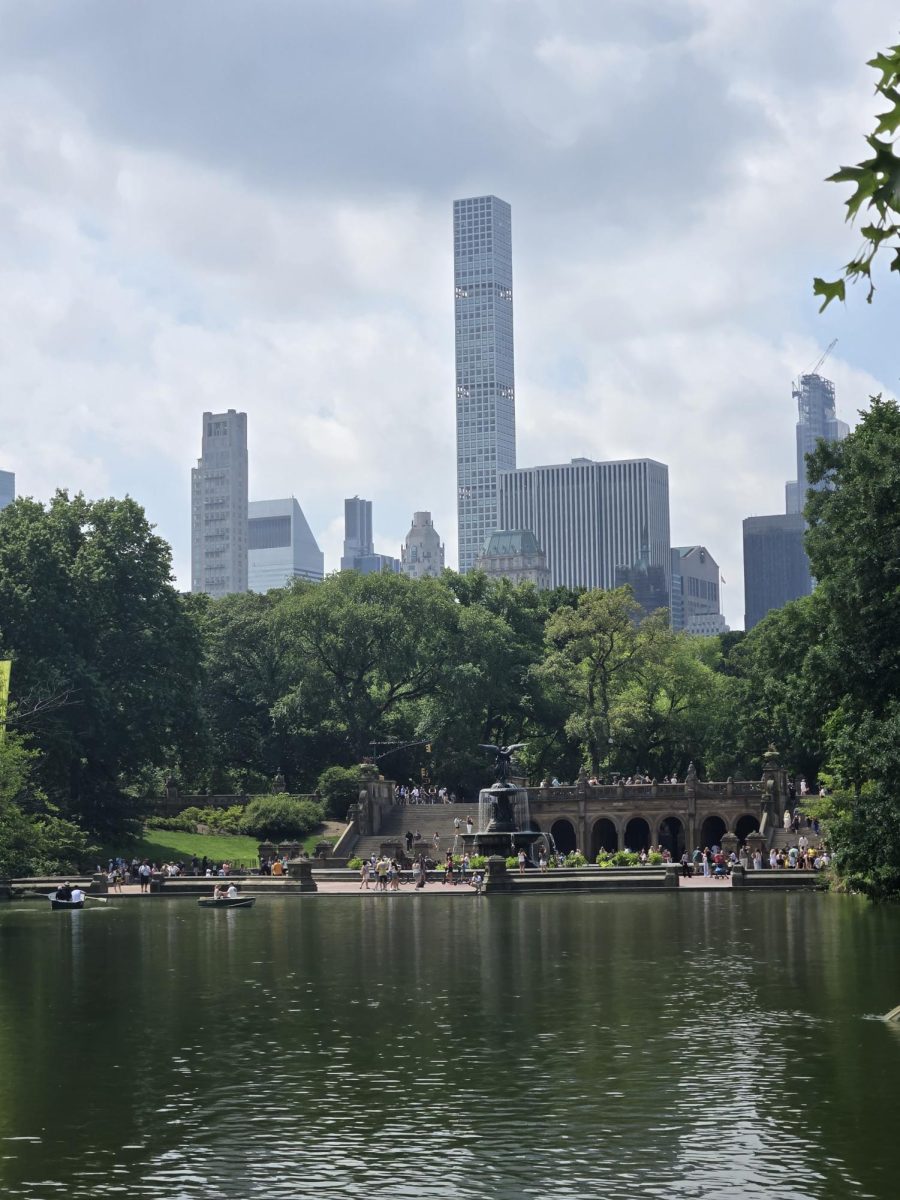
664, 863, 681, 888
164, 775, 179, 816
287, 858, 317, 892
745, 830, 768, 867
730, 864, 746, 888
484, 855, 512, 893
720, 831, 738, 859
90, 872, 109, 894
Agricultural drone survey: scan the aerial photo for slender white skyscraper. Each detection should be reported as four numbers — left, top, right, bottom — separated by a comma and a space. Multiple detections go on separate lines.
454, 195, 516, 573
191, 409, 248, 597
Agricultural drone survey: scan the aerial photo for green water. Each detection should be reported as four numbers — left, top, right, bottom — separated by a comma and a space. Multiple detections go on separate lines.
1, 892, 899, 1199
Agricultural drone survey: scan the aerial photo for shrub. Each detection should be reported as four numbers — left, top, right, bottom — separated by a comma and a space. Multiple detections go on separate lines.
505, 855, 519, 869
347, 857, 363, 870
316, 765, 367, 820
566, 851, 588, 868
647, 850, 664, 865
240, 795, 324, 840
145, 815, 194, 832
203, 805, 245, 834
468, 854, 487, 869
611, 850, 640, 867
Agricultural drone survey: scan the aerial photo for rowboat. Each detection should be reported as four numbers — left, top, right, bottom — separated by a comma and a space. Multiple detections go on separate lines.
197, 896, 256, 909
50, 898, 84, 911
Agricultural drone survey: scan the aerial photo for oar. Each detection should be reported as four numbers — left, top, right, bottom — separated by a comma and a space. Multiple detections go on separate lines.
13, 889, 108, 903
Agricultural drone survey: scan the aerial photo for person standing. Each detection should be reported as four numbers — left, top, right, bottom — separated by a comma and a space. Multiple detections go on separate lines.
465, 816, 474, 835
138, 861, 152, 893
359, 860, 370, 890
517, 848, 527, 874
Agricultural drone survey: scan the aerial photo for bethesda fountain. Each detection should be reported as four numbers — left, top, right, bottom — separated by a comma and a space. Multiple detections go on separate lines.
461, 743, 543, 861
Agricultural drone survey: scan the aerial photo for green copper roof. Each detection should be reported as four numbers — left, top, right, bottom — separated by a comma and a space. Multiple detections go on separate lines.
481, 529, 544, 557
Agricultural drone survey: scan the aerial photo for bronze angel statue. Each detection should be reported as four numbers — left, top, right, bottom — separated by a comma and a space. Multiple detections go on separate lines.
479, 743, 527, 783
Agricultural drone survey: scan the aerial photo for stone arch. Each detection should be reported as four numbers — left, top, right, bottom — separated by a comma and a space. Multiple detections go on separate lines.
624, 816, 651, 852
699, 814, 727, 850
550, 818, 577, 855
658, 815, 686, 858
735, 813, 760, 841
590, 817, 618, 857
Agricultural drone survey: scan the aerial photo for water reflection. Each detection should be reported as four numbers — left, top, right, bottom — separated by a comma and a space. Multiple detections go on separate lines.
0, 893, 898, 1198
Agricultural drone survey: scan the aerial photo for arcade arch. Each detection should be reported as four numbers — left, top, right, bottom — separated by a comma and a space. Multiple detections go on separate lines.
700, 814, 727, 850
590, 817, 618, 857
550, 818, 577, 855
624, 817, 651, 852
658, 815, 686, 859
735, 813, 760, 841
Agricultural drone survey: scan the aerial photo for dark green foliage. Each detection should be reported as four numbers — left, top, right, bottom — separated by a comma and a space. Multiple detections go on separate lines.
316, 765, 365, 820
239, 795, 324, 840
0, 491, 203, 831
816, 41, 900, 307
0, 731, 93, 877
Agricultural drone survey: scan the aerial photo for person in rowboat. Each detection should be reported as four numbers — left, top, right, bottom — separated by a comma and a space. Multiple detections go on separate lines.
55, 882, 73, 902
226, 884, 239, 899
70, 885, 85, 904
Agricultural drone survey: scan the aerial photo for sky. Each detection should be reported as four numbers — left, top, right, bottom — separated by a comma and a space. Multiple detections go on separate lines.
1, 0, 898, 629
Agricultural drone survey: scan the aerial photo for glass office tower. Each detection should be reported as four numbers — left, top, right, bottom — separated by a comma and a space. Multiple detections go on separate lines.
454, 195, 516, 573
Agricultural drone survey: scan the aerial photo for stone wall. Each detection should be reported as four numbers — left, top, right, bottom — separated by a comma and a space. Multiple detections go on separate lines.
524, 752, 786, 856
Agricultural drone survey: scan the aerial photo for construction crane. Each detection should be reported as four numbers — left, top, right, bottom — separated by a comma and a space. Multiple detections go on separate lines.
804, 338, 838, 379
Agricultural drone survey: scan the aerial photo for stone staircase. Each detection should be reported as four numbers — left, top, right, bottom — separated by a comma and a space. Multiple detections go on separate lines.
352, 802, 477, 861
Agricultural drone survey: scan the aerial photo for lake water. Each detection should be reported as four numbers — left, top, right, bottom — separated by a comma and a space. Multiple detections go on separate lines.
1, 891, 899, 1199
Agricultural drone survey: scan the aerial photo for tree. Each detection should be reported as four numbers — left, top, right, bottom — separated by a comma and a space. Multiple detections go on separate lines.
272, 571, 464, 764
0, 729, 92, 876
0, 492, 203, 831
540, 589, 645, 777
815, 41, 900, 309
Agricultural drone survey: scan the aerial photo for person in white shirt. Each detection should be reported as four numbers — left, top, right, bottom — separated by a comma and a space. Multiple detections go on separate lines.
226, 884, 239, 899
70, 887, 85, 904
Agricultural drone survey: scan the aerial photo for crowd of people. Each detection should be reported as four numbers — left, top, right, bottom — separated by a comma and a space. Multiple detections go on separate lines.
396, 785, 459, 804
101, 855, 247, 892
357, 850, 485, 893
678, 837, 830, 879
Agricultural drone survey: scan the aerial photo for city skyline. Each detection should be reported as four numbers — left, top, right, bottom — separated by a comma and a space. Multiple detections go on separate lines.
1, 3, 897, 628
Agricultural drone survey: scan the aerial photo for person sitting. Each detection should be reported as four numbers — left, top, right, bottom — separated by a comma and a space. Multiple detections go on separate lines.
70, 885, 85, 904
226, 884, 239, 899
214, 884, 229, 900
55, 882, 73, 902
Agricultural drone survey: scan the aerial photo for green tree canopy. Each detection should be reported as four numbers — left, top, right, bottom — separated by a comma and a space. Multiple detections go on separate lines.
0, 491, 203, 831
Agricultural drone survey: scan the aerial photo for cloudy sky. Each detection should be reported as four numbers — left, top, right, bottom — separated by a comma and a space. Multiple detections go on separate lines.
1, 0, 897, 627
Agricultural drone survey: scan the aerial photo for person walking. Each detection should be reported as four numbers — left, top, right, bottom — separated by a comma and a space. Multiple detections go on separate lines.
359, 860, 370, 890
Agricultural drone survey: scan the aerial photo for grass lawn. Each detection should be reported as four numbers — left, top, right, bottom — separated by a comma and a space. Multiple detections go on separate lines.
95, 827, 338, 869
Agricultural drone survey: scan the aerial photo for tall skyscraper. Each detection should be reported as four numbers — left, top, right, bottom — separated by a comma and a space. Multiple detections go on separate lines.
401, 511, 445, 580
341, 497, 373, 569
0, 470, 14, 511
340, 496, 399, 575
743, 514, 812, 630
248, 498, 324, 592
786, 372, 848, 514
454, 195, 516, 573
498, 457, 671, 601
191, 409, 248, 598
